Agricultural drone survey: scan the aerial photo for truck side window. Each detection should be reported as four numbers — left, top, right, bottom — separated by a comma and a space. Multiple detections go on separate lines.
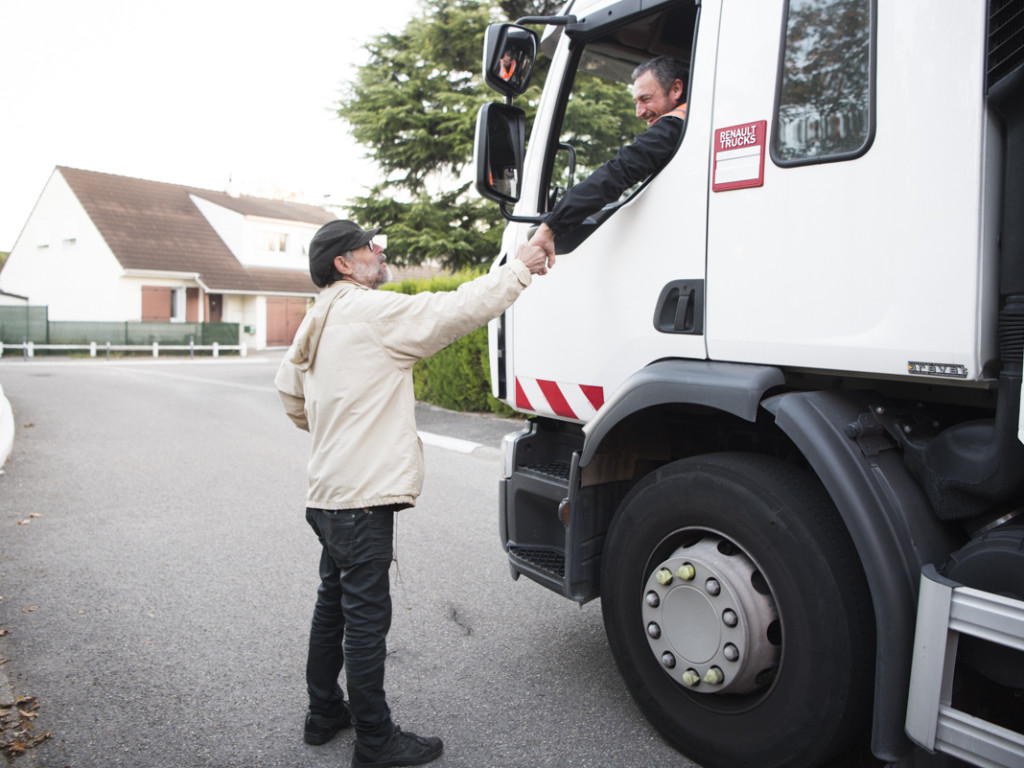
548, 58, 642, 209
543, 4, 698, 214
772, 0, 875, 165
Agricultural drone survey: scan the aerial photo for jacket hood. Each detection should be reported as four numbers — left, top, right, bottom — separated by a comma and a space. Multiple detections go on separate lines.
286, 280, 363, 372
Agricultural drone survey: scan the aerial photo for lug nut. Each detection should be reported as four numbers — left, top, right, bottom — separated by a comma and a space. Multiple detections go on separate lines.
682, 669, 700, 687
676, 563, 695, 581
722, 609, 738, 628
661, 652, 676, 668
645, 591, 660, 607
647, 622, 661, 639
656, 568, 673, 585
724, 643, 739, 662
704, 666, 724, 685
705, 578, 721, 596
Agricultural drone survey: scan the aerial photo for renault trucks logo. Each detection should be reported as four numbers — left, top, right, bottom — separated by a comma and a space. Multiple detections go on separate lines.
908, 361, 968, 378
713, 120, 767, 192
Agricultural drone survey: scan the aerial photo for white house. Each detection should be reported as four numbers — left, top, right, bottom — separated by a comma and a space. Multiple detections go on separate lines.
0, 167, 338, 349
0, 290, 28, 307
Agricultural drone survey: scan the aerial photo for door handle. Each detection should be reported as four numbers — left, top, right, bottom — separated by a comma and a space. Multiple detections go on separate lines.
654, 280, 704, 335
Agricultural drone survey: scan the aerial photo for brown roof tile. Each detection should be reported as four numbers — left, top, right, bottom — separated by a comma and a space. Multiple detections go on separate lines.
247, 267, 318, 295
57, 166, 334, 294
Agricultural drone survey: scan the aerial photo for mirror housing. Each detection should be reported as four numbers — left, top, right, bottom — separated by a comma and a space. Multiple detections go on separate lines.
474, 102, 527, 205
483, 23, 538, 96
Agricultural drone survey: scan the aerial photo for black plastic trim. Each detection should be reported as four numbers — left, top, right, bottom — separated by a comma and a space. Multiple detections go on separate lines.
580, 360, 785, 466
763, 389, 953, 762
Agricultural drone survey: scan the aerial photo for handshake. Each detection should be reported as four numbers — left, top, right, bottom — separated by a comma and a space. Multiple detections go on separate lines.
513, 222, 558, 276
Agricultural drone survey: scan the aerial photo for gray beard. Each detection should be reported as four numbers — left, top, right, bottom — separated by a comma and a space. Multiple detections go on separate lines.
352, 260, 392, 289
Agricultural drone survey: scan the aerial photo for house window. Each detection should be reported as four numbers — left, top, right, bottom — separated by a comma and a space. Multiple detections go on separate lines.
143, 287, 186, 321
771, 0, 875, 165
142, 287, 173, 321
259, 231, 288, 253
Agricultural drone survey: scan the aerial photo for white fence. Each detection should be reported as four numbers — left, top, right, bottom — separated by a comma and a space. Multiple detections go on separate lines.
0, 340, 248, 359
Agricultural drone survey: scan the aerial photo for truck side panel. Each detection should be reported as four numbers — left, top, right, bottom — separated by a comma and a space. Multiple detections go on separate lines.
707, 1, 996, 381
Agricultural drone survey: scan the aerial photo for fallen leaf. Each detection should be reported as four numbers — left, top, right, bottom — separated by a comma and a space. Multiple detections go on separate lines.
21, 607, 36, 613
16, 520, 29, 526
28, 513, 41, 519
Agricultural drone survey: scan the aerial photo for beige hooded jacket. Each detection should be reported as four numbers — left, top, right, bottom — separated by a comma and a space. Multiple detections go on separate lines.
275, 259, 532, 511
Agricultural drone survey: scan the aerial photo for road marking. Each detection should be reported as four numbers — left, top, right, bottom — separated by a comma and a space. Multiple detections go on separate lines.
418, 431, 482, 454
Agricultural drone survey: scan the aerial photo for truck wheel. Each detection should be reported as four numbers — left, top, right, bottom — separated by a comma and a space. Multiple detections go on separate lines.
601, 453, 874, 768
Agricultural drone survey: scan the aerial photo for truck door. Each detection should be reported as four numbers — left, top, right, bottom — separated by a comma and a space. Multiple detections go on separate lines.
504, 0, 720, 422
705, 0, 992, 383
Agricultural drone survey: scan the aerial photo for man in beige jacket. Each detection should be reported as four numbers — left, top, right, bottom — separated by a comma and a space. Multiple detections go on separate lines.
275, 220, 547, 768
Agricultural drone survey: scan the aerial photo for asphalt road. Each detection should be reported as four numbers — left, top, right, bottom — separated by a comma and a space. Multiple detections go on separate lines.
0, 353, 694, 768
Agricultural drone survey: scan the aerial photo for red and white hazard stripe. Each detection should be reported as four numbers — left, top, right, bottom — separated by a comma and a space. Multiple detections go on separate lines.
514, 377, 605, 422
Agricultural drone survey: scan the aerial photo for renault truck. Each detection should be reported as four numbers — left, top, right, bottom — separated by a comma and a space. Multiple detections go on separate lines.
472, 1, 1024, 766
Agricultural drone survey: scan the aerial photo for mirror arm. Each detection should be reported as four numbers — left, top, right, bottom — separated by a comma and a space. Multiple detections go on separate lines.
514, 15, 577, 26
499, 204, 546, 224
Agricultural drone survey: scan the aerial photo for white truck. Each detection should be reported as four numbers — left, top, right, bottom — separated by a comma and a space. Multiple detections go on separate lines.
472, 1, 1024, 767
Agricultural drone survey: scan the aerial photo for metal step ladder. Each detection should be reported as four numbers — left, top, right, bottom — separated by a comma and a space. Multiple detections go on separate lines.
906, 565, 1024, 768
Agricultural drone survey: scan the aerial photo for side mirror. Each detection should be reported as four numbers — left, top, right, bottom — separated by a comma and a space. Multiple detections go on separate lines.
483, 23, 538, 96
474, 102, 527, 204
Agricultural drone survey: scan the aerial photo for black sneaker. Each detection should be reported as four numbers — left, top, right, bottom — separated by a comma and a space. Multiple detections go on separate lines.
351, 727, 443, 768
303, 706, 352, 746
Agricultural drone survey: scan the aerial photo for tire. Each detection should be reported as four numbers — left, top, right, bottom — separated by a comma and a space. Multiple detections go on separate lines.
601, 453, 874, 768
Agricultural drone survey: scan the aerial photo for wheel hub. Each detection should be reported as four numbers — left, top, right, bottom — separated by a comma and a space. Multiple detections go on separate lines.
641, 533, 780, 694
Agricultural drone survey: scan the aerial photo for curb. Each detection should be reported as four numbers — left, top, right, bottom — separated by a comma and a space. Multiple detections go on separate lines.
0, 384, 13, 468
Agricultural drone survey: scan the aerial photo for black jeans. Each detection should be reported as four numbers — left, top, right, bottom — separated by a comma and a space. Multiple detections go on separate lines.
305, 506, 396, 749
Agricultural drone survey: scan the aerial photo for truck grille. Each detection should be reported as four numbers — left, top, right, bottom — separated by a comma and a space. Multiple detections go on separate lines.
988, 0, 1024, 90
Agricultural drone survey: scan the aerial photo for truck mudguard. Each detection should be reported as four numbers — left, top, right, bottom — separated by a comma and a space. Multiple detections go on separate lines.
764, 389, 953, 761
579, 360, 786, 466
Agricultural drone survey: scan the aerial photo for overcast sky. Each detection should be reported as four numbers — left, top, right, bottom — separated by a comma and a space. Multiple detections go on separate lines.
0, 0, 425, 251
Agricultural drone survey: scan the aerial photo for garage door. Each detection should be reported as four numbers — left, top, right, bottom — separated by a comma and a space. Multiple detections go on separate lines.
266, 297, 309, 347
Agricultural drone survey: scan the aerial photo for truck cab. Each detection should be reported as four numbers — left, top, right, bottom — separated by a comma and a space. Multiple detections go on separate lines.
475, 1, 1024, 767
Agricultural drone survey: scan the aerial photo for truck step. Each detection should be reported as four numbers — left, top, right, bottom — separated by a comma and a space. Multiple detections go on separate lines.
906, 565, 1024, 767
521, 461, 571, 482
509, 545, 565, 578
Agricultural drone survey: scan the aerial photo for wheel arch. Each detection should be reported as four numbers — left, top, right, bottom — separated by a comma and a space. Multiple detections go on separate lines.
764, 389, 954, 762
580, 359, 786, 467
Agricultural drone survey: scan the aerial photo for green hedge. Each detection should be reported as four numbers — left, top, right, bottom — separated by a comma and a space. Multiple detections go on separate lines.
383, 272, 517, 416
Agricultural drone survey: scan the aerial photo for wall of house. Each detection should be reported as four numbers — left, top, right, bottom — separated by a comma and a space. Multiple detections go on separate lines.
0, 171, 125, 320
192, 196, 319, 272
223, 293, 263, 349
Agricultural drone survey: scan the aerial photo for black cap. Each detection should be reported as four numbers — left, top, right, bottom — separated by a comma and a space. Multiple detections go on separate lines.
309, 220, 382, 287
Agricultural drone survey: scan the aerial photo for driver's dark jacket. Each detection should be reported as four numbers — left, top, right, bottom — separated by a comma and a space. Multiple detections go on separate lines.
544, 106, 686, 237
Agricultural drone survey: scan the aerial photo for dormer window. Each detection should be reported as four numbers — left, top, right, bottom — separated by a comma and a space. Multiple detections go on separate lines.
260, 231, 288, 253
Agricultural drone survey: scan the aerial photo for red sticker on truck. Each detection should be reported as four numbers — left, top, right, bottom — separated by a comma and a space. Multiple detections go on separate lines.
712, 120, 767, 192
